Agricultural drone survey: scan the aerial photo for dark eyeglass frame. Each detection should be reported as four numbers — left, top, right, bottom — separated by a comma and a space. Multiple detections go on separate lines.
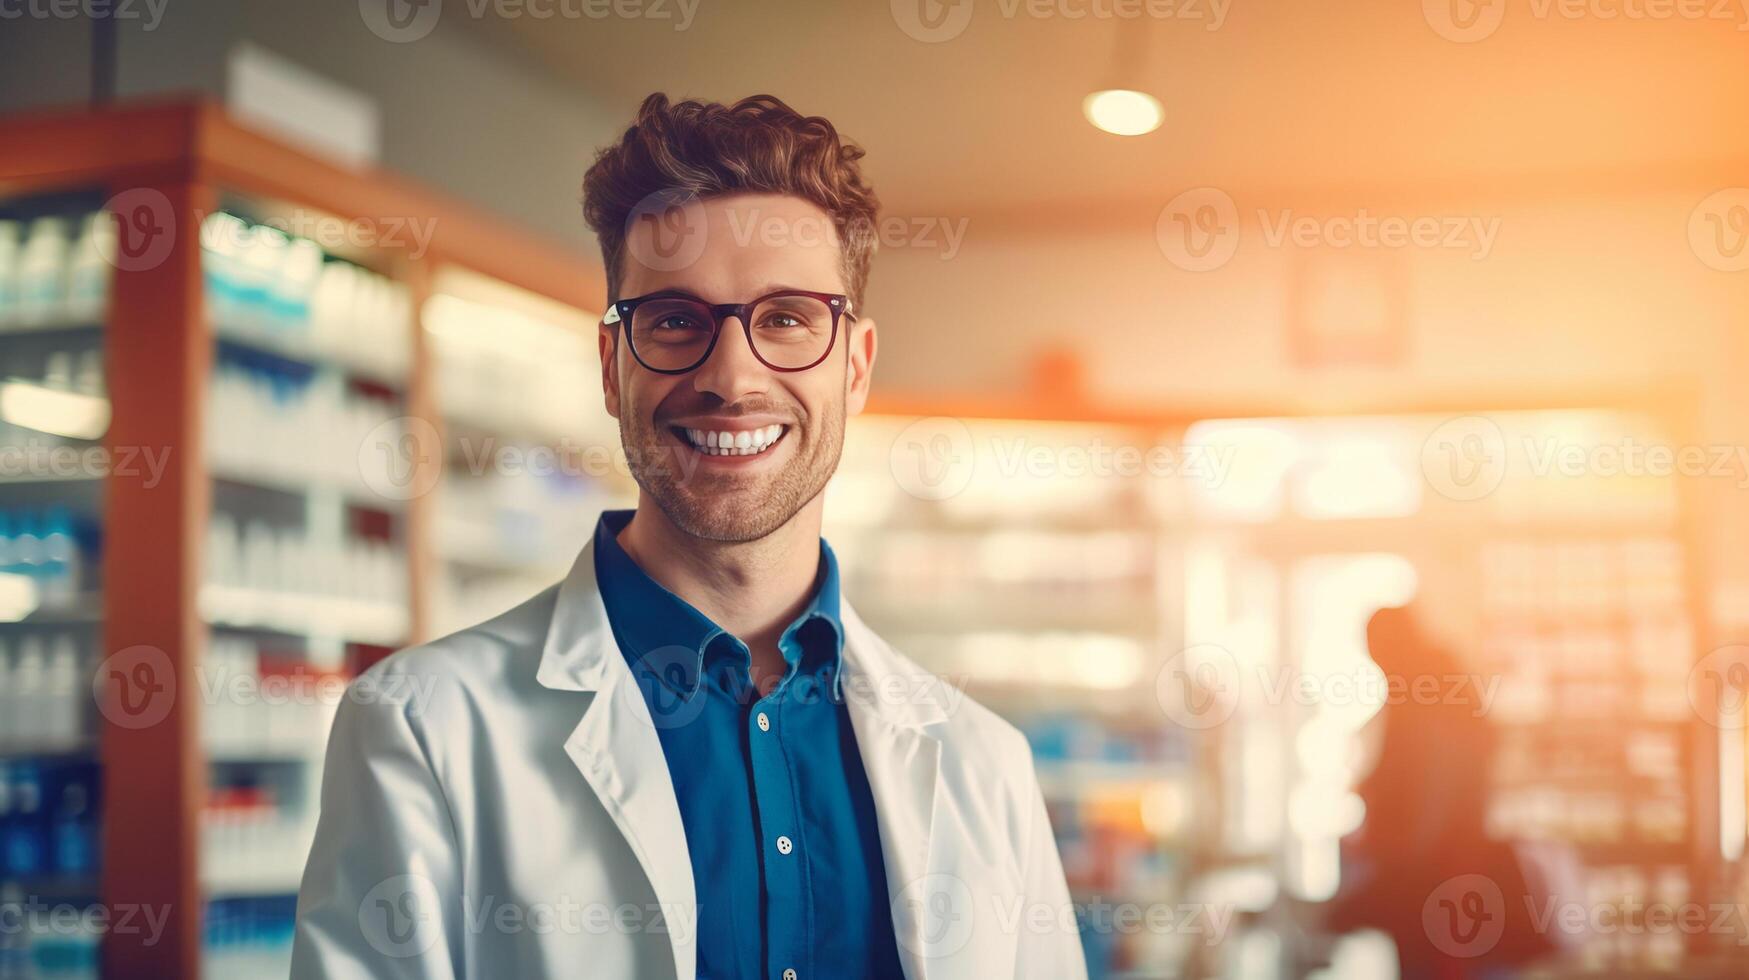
603, 288, 857, 375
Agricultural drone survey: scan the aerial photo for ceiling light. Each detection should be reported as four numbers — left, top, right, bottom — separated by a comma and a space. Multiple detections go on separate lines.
1083, 89, 1162, 137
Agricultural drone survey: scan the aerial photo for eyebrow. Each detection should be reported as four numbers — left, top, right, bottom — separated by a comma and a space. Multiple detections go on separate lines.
627, 284, 813, 304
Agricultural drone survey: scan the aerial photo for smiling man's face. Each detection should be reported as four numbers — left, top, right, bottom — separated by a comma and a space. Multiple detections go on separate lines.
600, 192, 877, 543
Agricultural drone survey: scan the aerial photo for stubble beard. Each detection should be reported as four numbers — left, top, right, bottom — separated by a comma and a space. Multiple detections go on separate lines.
620, 397, 845, 544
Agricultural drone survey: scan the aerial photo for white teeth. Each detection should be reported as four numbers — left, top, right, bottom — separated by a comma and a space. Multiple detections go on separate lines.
680, 424, 785, 456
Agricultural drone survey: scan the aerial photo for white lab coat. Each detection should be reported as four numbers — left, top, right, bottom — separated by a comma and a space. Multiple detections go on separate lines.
290, 533, 1087, 979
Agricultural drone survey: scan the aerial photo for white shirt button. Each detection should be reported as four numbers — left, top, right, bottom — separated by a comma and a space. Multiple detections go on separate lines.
756, 712, 771, 732
775, 835, 793, 855
783, 970, 797, 980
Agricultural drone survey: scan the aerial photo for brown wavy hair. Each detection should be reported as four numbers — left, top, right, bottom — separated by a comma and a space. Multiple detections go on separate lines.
581, 92, 881, 309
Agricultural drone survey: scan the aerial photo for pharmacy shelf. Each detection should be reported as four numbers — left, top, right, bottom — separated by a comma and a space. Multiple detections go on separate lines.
0, 100, 611, 979
208, 457, 402, 512
0, 738, 97, 760
0, 472, 105, 486
433, 516, 585, 574
205, 739, 329, 764
201, 862, 309, 900
212, 317, 407, 389
199, 585, 409, 647
0, 873, 102, 901
0, 320, 105, 339
0, 593, 103, 626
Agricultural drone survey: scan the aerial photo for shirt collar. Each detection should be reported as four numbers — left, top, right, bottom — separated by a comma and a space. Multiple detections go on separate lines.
592, 508, 845, 702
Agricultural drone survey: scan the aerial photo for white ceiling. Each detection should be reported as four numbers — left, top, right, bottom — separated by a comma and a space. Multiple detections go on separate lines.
484, 0, 1749, 219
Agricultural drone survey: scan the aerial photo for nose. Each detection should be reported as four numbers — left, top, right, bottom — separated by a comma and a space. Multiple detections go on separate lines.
690, 315, 770, 402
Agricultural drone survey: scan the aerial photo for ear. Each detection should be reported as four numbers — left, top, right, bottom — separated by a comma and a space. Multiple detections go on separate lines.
599, 317, 622, 419
844, 315, 877, 417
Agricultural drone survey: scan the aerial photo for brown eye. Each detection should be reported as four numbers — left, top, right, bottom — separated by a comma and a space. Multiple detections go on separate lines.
654, 313, 703, 332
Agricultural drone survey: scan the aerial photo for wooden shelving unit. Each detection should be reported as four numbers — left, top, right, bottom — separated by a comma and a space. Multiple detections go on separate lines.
0, 98, 610, 980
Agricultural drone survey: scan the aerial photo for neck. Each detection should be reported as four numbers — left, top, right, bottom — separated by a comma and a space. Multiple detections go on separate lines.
616, 494, 826, 666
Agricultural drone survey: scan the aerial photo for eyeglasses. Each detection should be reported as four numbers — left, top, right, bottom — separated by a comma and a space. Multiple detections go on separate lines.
604, 288, 855, 375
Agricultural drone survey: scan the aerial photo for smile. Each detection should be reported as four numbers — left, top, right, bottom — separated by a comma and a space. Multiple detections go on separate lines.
672, 424, 788, 457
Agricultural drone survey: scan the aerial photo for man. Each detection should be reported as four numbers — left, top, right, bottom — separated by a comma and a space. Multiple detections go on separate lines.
291, 93, 1085, 980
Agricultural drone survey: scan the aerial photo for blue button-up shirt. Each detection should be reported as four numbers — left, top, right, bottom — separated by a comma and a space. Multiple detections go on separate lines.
592, 509, 905, 980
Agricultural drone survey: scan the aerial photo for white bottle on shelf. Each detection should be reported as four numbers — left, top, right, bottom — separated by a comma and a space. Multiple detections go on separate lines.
237, 223, 289, 335
44, 633, 81, 746
44, 350, 74, 390
310, 260, 353, 357
64, 212, 114, 324
242, 521, 278, 593
275, 238, 323, 338
0, 219, 21, 328
12, 513, 42, 593
75, 350, 104, 397
40, 509, 79, 609
202, 212, 249, 332
207, 511, 240, 587
14, 634, 47, 743
17, 217, 72, 328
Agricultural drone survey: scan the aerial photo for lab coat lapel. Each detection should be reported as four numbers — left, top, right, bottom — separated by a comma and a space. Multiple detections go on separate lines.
840, 600, 946, 980
537, 536, 698, 980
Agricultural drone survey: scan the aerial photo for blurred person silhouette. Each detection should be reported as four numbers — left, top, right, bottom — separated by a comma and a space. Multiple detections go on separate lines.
1327, 604, 1551, 980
